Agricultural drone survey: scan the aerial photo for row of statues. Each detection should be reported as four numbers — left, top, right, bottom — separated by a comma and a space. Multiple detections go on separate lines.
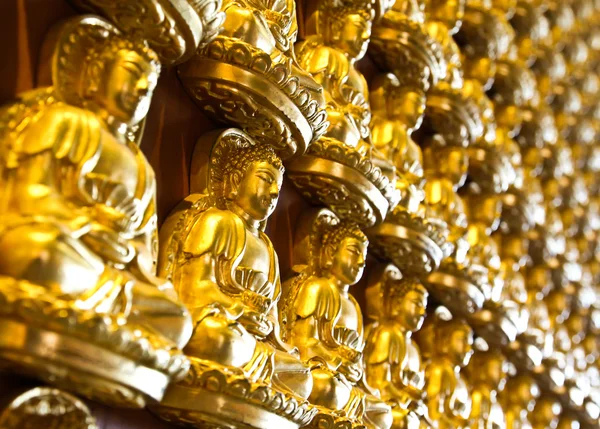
0, 0, 598, 428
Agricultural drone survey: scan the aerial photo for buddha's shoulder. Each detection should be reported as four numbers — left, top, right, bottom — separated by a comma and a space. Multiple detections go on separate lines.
36, 103, 100, 127
297, 275, 338, 295
190, 206, 243, 229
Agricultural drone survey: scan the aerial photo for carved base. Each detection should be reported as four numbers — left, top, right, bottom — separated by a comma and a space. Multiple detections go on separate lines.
469, 306, 518, 347
424, 269, 485, 315
366, 211, 446, 276
0, 280, 189, 408
287, 138, 398, 227
301, 409, 365, 429
0, 318, 173, 408
0, 386, 98, 429
152, 358, 317, 429
178, 37, 328, 160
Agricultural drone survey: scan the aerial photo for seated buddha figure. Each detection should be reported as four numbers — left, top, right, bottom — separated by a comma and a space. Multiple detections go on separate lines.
298, 0, 393, 151
287, 0, 397, 228
416, 315, 474, 429
464, 348, 508, 429
370, 73, 426, 214
156, 129, 314, 425
364, 265, 431, 429
280, 210, 392, 429
498, 374, 539, 429
0, 16, 192, 406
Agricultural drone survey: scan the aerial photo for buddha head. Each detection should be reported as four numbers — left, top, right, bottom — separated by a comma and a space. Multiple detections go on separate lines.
424, 0, 465, 34
438, 318, 474, 366
370, 73, 426, 131
83, 36, 160, 127
384, 278, 428, 332
466, 349, 508, 389
320, 221, 368, 286
222, 142, 285, 223
502, 374, 539, 410
325, 5, 373, 62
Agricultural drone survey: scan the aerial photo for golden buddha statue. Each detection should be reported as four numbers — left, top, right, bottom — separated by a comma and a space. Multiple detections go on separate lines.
464, 348, 508, 429
423, 0, 465, 88
153, 129, 315, 428
530, 395, 562, 429
454, 0, 514, 90
415, 314, 474, 429
280, 209, 392, 429
498, 374, 539, 429
417, 90, 486, 314
178, 0, 328, 158
364, 264, 431, 429
488, 58, 539, 136
286, 0, 398, 227
0, 16, 193, 408
370, 73, 426, 212
367, 73, 447, 276
509, 0, 550, 66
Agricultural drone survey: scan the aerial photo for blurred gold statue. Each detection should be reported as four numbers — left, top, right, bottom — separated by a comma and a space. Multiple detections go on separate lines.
280, 209, 392, 429
416, 314, 474, 429
464, 348, 508, 429
154, 129, 315, 428
0, 16, 192, 407
498, 374, 539, 429
364, 264, 432, 429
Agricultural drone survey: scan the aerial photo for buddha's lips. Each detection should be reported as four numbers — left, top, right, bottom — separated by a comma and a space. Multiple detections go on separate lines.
262, 197, 277, 210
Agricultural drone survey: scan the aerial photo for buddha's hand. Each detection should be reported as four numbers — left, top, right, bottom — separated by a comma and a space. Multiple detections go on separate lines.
339, 358, 363, 383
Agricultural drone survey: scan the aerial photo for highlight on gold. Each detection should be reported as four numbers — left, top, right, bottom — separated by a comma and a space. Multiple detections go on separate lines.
0, 0, 598, 428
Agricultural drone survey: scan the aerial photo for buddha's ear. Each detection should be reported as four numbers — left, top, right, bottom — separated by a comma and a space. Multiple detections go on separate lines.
84, 60, 103, 99
321, 242, 334, 270
226, 170, 242, 199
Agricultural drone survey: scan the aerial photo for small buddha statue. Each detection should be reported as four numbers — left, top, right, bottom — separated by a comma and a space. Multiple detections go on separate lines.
365, 5, 448, 275
287, 0, 397, 227
422, 4, 465, 89
419, 132, 485, 314
0, 16, 192, 407
454, 2, 514, 90
280, 210, 392, 429
155, 129, 314, 427
178, 0, 328, 158
364, 265, 431, 429
416, 314, 474, 429
530, 396, 562, 429
498, 374, 540, 429
370, 73, 426, 214
464, 348, 508, 429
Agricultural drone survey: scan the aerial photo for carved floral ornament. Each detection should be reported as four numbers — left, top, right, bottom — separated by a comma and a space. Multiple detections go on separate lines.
0, 0, 599, 428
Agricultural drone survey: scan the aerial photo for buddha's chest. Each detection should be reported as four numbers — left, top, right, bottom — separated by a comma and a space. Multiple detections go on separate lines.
239, 231, 271, 273
236, 230, 273, 296
86, 131, 143, 204
336, 297, 359, 331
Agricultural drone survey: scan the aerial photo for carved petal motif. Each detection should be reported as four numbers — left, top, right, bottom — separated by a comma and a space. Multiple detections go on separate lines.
70, 0, 225, 65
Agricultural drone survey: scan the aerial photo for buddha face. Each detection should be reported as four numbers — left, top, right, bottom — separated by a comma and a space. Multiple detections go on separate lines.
391, 89, 426, 130
329, 236, 367, 286
96, 49, 159, 126
333, 14, 371, 61
449, 325, 473, 366
392, 289, 428, 331
233, 161, 283, 222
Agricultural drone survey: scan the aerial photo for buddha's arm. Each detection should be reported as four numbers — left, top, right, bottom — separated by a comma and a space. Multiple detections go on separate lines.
469, 389, 484, 428
365, 326, 409, 401
291, 278, 343, 367
425, 363, 448, 422
178, 209, 245, 319
11, 104, 101, 225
